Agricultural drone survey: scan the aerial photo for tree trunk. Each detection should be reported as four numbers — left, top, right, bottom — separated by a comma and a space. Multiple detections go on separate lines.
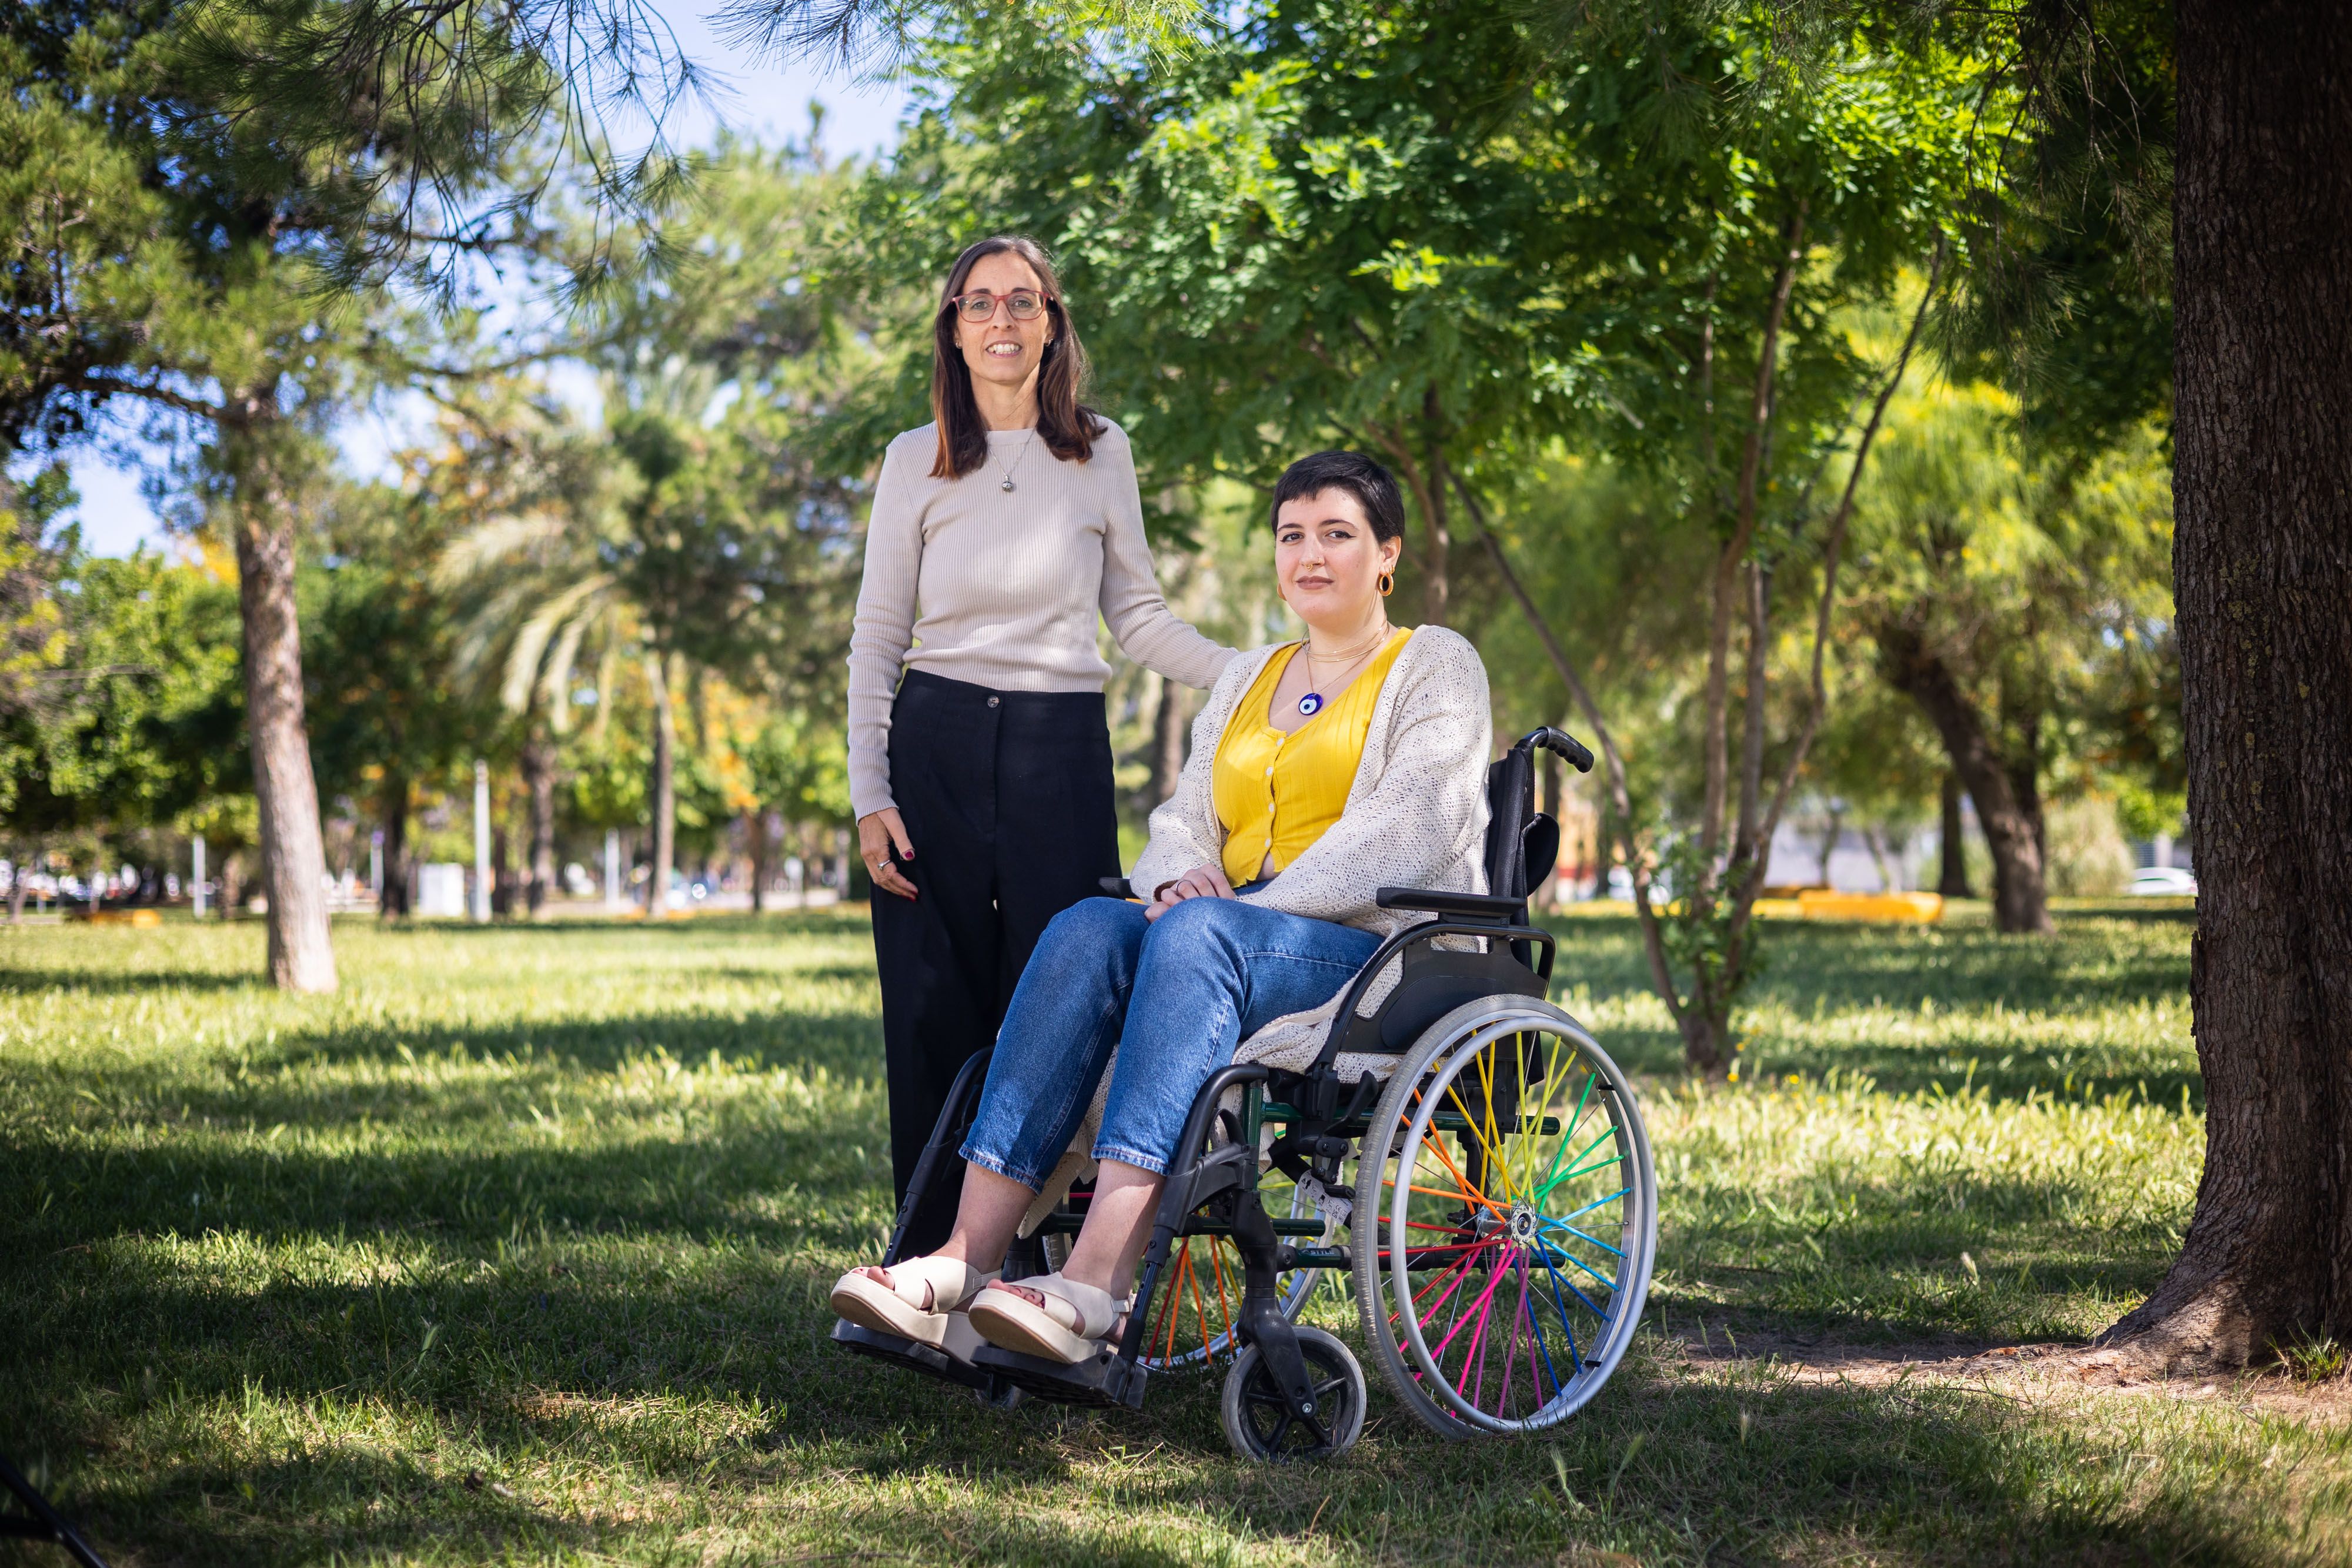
2097, 0, 2352, 1372
749, 811, 770, 914
647, 657, 676, 918
7, 840, 31, 924
1702, 209, 1806, 872
377, 776, 411, 919
229, 409, 337, 992
1815, 800, 1845, 887
491, 823, 513, 917
1864, 825, 1897, 892
1876, 623, 2053, 934
1937, 771, 1973, 898
523, 732, 556, 918
1150, 674, 1187, 804
1421, 501, 1449, 627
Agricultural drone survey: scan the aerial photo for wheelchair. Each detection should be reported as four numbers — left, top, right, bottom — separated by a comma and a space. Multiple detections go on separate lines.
834, 727, 1659, 1462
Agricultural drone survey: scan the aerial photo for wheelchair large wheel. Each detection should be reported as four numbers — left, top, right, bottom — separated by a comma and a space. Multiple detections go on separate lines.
1351, 995, 1657, 1437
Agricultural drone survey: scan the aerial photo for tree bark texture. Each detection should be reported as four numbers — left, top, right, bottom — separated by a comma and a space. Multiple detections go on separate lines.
1876, 622, 2053, 934
2100, 0, 2352, 1369
1937, 771, 1973, 899
524, 733, 556, 918
230, 423, 338, 992
647, 658, 676, 918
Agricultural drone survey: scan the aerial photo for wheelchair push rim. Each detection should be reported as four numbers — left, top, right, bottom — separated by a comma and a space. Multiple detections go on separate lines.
1354, 996, 1658, 1436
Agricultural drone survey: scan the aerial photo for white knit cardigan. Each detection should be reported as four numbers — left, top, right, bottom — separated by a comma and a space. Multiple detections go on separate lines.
1018, 624, 1493, 1226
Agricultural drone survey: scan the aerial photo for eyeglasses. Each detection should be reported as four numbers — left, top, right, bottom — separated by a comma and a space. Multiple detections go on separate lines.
948, 288, 1048, 323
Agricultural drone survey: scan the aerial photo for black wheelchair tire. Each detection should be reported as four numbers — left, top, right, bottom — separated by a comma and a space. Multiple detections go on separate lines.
1218, 1326, 1367, 1463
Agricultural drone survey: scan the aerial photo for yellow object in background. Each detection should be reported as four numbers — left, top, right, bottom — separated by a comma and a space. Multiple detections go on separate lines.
1796, 890, 1945, 924
72, 908, 163, 927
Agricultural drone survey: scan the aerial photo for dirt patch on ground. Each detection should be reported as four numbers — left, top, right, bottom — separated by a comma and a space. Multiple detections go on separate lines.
1661, 1329, 2352, 1424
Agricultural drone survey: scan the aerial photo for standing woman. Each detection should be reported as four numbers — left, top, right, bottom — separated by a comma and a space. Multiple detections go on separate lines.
848, 236, 1235, 1254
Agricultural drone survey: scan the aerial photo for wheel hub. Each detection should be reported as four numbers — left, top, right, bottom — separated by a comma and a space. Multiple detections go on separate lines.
1507, 1204, 1542, 1245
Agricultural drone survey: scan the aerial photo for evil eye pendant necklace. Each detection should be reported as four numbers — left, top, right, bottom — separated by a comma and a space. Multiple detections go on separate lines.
1296, 623, 1390, 717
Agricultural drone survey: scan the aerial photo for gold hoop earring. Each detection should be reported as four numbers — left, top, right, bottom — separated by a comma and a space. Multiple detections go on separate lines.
1377, 571, 1395, 597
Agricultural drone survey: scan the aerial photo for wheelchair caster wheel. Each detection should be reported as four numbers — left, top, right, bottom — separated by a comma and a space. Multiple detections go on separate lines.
1219, 1326, 1366, 1463
976, 1381, 1024, 1412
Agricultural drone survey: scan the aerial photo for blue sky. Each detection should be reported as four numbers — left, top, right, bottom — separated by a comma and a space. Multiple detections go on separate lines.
55, 1, 912, 557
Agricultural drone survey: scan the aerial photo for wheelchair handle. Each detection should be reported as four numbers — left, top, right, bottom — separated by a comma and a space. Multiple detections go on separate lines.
1524, 726, 1595, 774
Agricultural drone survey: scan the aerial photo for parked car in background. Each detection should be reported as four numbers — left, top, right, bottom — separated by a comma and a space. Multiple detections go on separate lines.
2130, 867, 2199, 897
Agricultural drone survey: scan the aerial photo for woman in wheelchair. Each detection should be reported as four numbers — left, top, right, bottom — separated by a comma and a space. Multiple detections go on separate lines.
831, 449, 1495, 1365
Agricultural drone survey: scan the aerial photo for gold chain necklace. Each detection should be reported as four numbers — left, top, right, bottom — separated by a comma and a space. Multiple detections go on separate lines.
1297, 622, 1391, 717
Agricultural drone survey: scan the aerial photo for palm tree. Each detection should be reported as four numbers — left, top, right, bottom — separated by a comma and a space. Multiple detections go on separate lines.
439, 406, 684, 917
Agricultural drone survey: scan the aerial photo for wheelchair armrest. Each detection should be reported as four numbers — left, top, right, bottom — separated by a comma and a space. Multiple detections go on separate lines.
1374, 887, 1526, 920
1100, 876, 1135, 900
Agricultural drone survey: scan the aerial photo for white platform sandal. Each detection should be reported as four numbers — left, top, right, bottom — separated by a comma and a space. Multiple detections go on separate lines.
967, 1272, 1131, 1365
830, 1256, 997, 1352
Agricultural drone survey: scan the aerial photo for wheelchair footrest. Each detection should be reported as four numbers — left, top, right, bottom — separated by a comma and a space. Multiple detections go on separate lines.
971, 1343, 1150, 1410
831, 1318, 1013, 1400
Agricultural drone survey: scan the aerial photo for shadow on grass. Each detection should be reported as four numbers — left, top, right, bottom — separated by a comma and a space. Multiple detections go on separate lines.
1548, 910, 2197, 1104
257, 1007, 887, 1081
5, 1074, 891, 1256
362, 910, 877, 940
0, 964, 262, 996
21, 1305, 2294, 1567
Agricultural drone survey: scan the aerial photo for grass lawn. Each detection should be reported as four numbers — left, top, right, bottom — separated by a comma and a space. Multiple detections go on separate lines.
5, 902, 2348, 1566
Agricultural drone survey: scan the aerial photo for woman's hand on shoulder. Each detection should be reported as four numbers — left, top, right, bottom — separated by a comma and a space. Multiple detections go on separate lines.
859, 809, 918, 901
1144, 861, 1236, 922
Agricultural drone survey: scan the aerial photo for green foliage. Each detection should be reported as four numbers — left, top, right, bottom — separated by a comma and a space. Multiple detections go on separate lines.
1936, 0, 2175, 453
561, 721, 651, 833
302, 480, 485, 814
0, 536, 244, 841
743, 709, 853, 829
0, 5, 184, 449
881, 0, 1983, 534
1847, 364, 2177, 815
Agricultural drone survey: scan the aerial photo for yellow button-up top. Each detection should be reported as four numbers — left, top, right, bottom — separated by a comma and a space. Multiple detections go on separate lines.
1213, 631, 1411, 888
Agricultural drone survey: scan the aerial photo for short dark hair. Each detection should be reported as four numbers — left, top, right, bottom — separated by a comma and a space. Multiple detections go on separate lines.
1271, 451, 1406, 543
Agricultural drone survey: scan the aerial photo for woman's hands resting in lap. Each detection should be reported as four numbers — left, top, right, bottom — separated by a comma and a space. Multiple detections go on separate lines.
1147, 862, 1237, 922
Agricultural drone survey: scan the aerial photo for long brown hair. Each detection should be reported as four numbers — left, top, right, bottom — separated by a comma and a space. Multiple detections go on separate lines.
929, 235, 1103, 480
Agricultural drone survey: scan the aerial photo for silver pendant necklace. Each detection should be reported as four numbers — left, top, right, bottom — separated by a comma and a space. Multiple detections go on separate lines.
995, 430, 1036, 493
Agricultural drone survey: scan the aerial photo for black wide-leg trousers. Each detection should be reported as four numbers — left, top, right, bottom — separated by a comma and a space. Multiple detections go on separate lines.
871, 670, 1121, 1256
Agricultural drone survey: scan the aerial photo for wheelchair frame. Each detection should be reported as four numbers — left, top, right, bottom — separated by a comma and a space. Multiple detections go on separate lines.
834, 727, 1650, 1455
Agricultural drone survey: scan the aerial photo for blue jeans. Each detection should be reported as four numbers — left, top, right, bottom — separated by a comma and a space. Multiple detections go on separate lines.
960, 894, 1380, 1186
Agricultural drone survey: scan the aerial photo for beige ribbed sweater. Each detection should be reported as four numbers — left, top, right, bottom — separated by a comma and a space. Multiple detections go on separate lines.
846, 420, 1234, 819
